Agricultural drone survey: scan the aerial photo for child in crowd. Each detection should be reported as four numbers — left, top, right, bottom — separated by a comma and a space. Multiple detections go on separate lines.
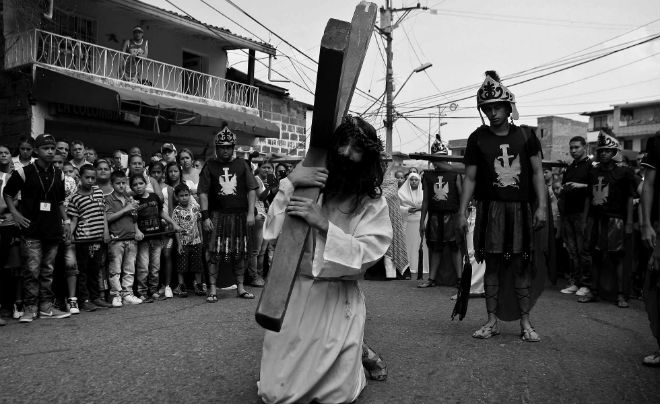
171, 184, 204, 297
128, 154, 163, 202
105, 170, 142, 306
67, 164, 112, 311
130, 174, 179, 303
149, 161, 174, 298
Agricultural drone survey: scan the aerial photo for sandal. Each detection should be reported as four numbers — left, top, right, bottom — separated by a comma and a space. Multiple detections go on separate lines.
642, 351, 660, 367
238, 291, 255, 299
206, 294, 218, 303
362, 345, 388, 381
521, 327, 540, 342
417, 279, 436, 288
472, 321, 500, 339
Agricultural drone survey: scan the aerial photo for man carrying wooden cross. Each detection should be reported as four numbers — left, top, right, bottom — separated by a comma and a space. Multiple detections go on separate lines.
257, 116, 392, 404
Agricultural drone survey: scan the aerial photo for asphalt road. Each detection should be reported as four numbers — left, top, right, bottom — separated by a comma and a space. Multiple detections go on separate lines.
0, 280, 658, 404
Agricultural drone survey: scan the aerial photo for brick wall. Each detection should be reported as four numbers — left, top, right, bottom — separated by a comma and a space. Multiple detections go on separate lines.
253, 92, 308, 157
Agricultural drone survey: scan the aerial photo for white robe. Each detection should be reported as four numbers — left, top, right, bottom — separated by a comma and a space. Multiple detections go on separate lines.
258, 179, 392, 404
398, 174, 428, 274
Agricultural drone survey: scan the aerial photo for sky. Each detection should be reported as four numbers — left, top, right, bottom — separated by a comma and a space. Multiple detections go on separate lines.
144, 0, 660, 153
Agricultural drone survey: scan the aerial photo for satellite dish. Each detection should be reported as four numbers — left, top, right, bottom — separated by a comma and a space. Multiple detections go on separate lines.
449, 103, 458, 111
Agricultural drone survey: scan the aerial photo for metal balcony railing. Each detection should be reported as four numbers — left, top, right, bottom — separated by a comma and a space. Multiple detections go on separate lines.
4, 29, 259, 109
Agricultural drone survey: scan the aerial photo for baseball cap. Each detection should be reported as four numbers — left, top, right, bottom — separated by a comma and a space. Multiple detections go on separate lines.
132, 26, 144, 33
34, 134, 57, 148
161, 143, 177, 153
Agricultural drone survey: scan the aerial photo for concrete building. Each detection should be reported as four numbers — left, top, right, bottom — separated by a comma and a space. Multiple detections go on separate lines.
581, 99, 660, 153
0, 0, 290, 159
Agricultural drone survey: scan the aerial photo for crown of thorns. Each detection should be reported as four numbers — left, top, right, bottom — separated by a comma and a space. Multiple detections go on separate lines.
337, 115, 384, 154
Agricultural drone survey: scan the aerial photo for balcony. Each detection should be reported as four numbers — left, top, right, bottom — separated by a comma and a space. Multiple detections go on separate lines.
4, 29, 259, 110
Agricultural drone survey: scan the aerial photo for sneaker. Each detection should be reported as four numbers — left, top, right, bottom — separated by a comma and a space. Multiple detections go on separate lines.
576, 287, 590, 296
250, 277, 266, 288
142, 295, 154, 303
66, 297, 80, 315
111, 296, 123, 307
158, 285, 166, 296
221, 284, 238, 291
560, 284, 578, 294
79, 300, 98, 312
19, 308, 36, 323
39, 304, 71, 319
13, 302, 24, 319
92, 298, 114, 309
151, 292, 162, 301
164, 286, 173, 298
122, 294, 142, 305
577, 292, 597, 303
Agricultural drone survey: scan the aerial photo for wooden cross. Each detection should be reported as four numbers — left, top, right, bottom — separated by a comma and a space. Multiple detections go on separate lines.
255, 2, 377, 332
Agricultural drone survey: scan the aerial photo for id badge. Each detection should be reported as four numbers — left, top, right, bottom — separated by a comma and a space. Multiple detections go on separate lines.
39, 201, 52, 212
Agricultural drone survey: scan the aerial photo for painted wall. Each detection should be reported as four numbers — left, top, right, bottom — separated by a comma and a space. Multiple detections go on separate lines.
536, 116, 588, 162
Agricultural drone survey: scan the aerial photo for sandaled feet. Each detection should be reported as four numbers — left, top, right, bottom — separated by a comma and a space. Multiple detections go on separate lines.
417, 279, 436, 288
238, 291, 255, 299
642, 351, 660, 367
206, 294, 218, 303
472, 321, 500, 339
520, 327, 541, 342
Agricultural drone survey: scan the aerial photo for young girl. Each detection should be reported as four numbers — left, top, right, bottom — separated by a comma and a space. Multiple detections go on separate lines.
171, 184, 203, 298
165, 162, 203, 296
130, 174, 179, 302
179, 149, 200, 203
12, 137, 35, 170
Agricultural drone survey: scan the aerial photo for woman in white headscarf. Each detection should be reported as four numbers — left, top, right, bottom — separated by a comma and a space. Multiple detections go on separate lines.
398, 173, 428, 276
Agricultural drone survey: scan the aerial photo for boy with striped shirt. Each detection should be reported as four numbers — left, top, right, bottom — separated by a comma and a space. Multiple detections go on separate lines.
67, 164, 111, 311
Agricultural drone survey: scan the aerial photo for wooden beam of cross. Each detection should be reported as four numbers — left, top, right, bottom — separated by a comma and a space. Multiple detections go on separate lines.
407, 153, 568, 168
255, 2, 377, 332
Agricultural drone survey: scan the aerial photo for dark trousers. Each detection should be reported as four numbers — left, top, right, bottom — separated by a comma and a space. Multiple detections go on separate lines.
561, 212, 592, 287
75, 242, 104, 302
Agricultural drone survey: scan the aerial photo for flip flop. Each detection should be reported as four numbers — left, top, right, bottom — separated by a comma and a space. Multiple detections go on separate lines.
521, 327, 541, 342
206, 294, 218, 303
238, 291, 255, 299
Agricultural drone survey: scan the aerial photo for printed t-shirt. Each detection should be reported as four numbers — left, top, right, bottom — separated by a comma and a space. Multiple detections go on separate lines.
463, 125, 542, 202
198, 157, 258, 213
134, 193, 162, 235
587, 162, 634, 219
422, 169, 459, 212
171, 204, 201, 246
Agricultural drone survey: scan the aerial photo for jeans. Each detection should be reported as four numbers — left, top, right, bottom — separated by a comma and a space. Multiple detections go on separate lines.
108, 240, 138, 297
20, 238, 59, 312
561, 212, 592, 287
73, 242, 104, 302
136, 238, 163, 297
247, 214, 265, 281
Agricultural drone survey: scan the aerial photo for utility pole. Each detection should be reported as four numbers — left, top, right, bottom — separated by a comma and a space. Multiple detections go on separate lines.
378, 1, 434, 154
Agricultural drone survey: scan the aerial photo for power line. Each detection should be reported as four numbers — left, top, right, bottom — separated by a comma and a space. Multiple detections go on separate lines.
397, 37, 660, 115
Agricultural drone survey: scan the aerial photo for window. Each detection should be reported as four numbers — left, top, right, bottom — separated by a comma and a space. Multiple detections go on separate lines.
620, 109, 633, 127
592, 115, 608, 130
623, 139, 633, 150
48, 8, 97, 43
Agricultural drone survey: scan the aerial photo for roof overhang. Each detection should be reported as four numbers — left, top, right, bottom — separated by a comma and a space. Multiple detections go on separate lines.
108, 0, 276, 55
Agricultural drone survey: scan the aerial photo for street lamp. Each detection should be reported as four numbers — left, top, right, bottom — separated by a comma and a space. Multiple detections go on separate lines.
386, 62, 432, 153
392, 62, 432, 101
